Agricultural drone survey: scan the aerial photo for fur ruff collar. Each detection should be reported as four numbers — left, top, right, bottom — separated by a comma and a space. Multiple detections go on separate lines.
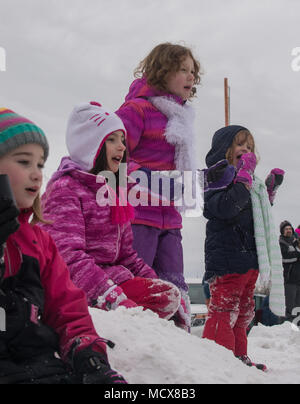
149, 96, 197, 171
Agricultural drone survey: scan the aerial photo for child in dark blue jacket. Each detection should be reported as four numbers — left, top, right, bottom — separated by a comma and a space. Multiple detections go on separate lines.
202, 125, 284, 371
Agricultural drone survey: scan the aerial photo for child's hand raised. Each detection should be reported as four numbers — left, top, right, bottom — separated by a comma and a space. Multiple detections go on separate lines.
265, 168, 285, 205
202, 159, 236, 192
234, 152, 257, 189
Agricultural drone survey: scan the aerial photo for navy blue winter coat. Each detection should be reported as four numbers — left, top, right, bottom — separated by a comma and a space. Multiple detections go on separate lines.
204, 125, 259, 281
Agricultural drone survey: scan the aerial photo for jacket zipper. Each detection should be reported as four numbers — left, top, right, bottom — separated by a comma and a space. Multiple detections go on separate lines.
4, 241, 23, 278
234, 225, 247, 252
113, 224, 121, 263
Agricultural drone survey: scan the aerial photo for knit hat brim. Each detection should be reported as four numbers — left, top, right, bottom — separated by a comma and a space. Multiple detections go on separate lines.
0, 108, 49, 160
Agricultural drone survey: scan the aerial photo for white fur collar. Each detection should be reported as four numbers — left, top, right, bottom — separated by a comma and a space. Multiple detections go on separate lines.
149, 96, 196, 171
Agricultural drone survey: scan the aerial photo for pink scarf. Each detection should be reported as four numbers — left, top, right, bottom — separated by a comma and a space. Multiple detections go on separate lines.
110, 187, 135, 225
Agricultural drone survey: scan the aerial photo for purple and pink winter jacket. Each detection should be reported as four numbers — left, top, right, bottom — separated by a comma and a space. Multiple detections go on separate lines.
40, 157, 157, 305
116, 77, 184, 230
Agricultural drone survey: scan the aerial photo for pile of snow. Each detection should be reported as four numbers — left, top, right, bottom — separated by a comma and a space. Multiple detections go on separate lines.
90, 307, 300, 384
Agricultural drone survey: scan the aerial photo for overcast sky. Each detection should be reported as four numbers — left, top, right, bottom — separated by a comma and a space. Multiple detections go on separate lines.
0, 0, 299, 277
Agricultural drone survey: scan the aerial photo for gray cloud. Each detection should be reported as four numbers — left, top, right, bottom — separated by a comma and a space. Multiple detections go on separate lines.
0, 0, 299, 277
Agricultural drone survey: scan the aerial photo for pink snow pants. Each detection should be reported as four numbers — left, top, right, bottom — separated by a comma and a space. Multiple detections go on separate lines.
202, 269, 258, 357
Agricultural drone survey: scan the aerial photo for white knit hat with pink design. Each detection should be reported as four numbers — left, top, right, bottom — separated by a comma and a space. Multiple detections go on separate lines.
66, 101, 126, 171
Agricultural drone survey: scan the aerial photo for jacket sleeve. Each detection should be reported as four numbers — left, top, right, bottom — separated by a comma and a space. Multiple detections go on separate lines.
204, 182, 251, 220
116, 223, 158, 280
116, 100, 145, 155
279, 240, 289, 260
279, 238, 300, 264
36, 227, 107, 360
41, 184, 117, 304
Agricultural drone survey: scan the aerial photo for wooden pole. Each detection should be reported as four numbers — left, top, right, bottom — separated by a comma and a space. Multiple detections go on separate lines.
224, 78, 230, 126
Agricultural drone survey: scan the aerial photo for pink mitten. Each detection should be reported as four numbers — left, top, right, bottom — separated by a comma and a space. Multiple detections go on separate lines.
234, 152, 257, 189
265, 168, 285, 205
96, 285, 137, 311
121, 277, 181, 320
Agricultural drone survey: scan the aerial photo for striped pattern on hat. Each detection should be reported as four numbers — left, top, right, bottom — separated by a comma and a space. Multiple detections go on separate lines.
0, 108, 49, 160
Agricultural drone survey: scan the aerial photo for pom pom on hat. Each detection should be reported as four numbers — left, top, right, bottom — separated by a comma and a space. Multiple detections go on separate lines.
0, 108, 49, 160
66, 102, 126, 172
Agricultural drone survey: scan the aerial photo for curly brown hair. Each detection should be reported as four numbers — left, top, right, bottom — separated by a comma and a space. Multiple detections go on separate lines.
134, 42, 202, 98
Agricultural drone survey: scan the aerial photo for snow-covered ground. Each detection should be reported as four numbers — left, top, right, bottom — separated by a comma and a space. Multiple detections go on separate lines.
90, 307, 300, 384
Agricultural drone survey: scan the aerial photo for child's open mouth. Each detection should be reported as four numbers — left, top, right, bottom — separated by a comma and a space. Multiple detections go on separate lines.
25, 187, 39, 194
112, 156, 122, 163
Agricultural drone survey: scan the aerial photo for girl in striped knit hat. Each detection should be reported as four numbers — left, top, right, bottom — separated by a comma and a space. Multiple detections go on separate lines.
0, 107, 127, 384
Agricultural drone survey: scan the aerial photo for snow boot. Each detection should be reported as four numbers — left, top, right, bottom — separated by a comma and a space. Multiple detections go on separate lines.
236, 355, 268, 372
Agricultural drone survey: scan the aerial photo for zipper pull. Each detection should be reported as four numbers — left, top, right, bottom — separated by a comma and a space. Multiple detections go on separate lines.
98, 337, 115, 349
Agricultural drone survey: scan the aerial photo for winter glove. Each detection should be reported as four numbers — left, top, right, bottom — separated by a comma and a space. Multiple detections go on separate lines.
0, 175, 20, 248
94, 285, 137, 311
0, 357, 33, 384
265, 168, 285, 205
201, 159, 236, 192
72, 346, 127, 384
172, 297, 191, 333
121, 277, 181, 320
0, 203, 20, 247
292, 238, 300, 251
234, 152, 257, 189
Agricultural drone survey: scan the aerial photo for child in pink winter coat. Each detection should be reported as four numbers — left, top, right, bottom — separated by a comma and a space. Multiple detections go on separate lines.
115, 44, 235, 331
115, 43, 202, 333
41, 102, 185, 326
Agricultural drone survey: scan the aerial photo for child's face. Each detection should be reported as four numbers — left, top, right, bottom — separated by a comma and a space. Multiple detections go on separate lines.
105, 130, 126, 173
165, 56, 195, 101
229, 132, 255, 167
231, 140, 253, 167
0, 143, 44, 209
